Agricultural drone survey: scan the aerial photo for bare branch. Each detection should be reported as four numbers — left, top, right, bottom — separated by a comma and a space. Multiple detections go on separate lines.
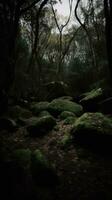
50, 0, 73, 78
74, 0, 86, 30
27, 0, 49, 72
62, 0, 73, 30
51, 1, 60, 32
74, 0, 97, 68
51, 0, 73, 32
61, 26, 81, 63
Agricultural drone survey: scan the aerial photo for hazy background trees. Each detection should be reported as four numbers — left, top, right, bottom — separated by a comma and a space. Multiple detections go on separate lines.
0, 0, 110, 101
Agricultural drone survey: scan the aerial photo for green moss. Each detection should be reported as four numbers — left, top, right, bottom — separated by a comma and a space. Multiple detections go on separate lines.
48, 99, 83, 116
64, 116, 76, 125
27, 115, 56, 136
73, 112, 112, 135
54, 125, 59, 131
38, 111, 51, 118
31, 101, 49, 114
57, 96, 73, 101
59, 134, 72, 148
60, 111, 76, 120
31, 149, 49, 170
80, 88, 102, 102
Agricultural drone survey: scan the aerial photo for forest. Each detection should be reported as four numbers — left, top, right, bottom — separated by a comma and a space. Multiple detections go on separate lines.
0, 0, 112, 199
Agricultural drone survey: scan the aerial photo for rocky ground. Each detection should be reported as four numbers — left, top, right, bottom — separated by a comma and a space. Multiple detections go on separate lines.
0, 90, 112, 200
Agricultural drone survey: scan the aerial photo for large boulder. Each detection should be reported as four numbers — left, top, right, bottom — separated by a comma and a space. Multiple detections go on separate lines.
18, 110, 51, 126
38, 110, 51, 118
30, 101, 49, 115
63, 116, 76, 125
57, 96, 73, 101
80, 88, 103, 112
8, 105, 32, 120
48, 99, 83, 117
71, 112, 112, 149
60, 111, 76, 120
26, 115, 56, 136
19, 116, 39, 126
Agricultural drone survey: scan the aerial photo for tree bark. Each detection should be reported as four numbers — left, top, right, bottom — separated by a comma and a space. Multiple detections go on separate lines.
0, 0, 44, 92
51, 0, 73, 80
104, 0, 112, 84
74, 0, 97, 70
27, 0, 49, 73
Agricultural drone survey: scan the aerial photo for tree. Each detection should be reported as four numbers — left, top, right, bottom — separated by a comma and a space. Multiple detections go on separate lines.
51, 0, 73, 80
104, 0, 112, 84
27, 0, 49, 73
0, 0, 49, 92
21, 2, 56, 89
74, 0, 97, 70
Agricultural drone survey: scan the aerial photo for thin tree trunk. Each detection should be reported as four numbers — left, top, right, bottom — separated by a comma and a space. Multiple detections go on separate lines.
104, 0, 112, 84
51, 0, 73, 80
75, 0, 97, 70
27, 0, 49, 73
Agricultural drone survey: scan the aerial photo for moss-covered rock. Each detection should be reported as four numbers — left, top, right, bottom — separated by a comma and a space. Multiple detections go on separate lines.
17, 116, 36, 126
57, 96, 73, 101
27, 115, 56, 136
59, 134, 72, 148
31, 149, 58, 186
60, 111, 76, 120
8, 105, 32, 119
80, 88, 103, 112
30, 101, 49, 115
80, 88, 103, 101
74, 112, 112, 134
18, 110, 52, 126
38, 110, 51, 118
48, 99, 83, 117
71, 112, 112, 148
31, 150, 49, 170
63, 116, 76, 125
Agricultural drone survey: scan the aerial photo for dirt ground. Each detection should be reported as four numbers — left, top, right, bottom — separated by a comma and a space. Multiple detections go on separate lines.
0, 120, 112, 200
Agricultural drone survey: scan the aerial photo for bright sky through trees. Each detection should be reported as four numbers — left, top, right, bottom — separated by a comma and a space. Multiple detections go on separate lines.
54, 0, 87, 26
54, 0, 76, 17
54, 0, 75, 27
54, 0, 87, 16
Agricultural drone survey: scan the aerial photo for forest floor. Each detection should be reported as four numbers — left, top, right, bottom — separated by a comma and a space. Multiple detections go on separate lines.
1, 118, 112, 200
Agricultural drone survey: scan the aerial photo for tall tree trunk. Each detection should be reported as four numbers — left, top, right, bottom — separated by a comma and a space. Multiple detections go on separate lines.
104, 0, 112, 84
0, 0, 43, 92
0, 1, 20, 92
27, 0, 49, 74
74, 0, 97, 70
